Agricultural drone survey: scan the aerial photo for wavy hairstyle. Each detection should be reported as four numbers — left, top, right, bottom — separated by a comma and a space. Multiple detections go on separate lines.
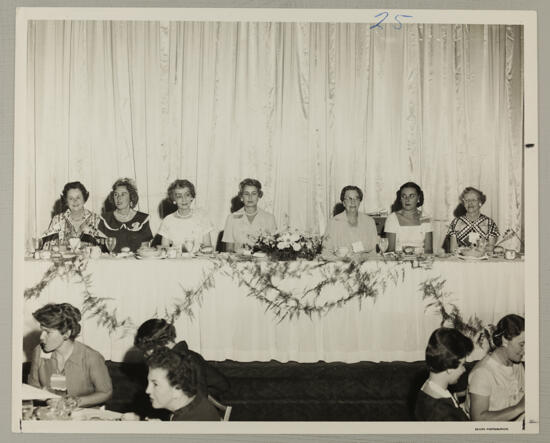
492, 314, 524, 349
134, 319, 177, 354
147, 347, 199, 397
453, 187, 487, 218
238, 178, 263, 199
61, 181, 90, 204
339, 185, 363, 203
108, 178, 139, 209
425, 327, 473, 373
167, 179, 196, 201
32, 303, 82, 340
391, 182, 424, 212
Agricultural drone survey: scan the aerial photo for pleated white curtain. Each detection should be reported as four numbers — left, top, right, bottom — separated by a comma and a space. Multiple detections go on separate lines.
25, 21, 524, 248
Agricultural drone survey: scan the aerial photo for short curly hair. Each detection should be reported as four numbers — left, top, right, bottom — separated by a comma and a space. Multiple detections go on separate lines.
147, 347, 199, 397
453, 187, 488, 217
134, 319, 176, 353
167, 179, 196, 201
108, 178, 139, 209
425, 328, 473, 373
32, 303, 82, 340
238, 178, 263, 199
339, 185, 363, 203
391, 182, 425, 212
492, 314, 524, 348
61, 181, 90, 204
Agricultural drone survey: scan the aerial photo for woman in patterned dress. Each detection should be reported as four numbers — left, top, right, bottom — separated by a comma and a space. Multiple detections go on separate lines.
447, 187, 499, 253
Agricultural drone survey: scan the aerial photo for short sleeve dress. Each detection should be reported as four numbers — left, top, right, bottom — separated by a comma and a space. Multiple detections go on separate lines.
98, 211, 153, 253
447, 214, 499, 247
384, 212, 432, 251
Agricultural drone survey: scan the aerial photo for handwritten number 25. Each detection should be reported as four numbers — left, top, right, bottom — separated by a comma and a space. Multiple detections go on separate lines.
369, 12, 413, 30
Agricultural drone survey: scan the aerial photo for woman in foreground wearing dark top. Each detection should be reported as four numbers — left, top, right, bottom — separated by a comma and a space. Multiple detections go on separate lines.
98, 178, 153, 252
146, 347, 220, 421
415, 327, 473, 421
134, 318, 230, 398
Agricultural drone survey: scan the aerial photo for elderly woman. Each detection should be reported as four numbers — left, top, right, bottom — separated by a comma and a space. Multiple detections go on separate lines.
448, 187, 499, 253
415, 328, 473, 421
41, 181, 102, 248
222, 178, 277, 252
98, 178, 153, 253
384, 182, 433, 253
28, 303, 112, 407
134, 319, 229, 398
322, 185, 378, 258
157, 179, 213, 252
467, 314, 525, 421
145, 347, 220, 421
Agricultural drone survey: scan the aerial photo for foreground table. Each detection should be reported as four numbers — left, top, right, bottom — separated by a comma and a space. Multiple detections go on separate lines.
22, 255, 524, 363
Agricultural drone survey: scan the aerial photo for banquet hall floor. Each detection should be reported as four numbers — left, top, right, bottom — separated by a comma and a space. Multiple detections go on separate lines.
24, 359, 473, 421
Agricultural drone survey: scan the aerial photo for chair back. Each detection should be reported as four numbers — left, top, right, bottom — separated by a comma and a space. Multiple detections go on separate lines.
208, 394, 232, 421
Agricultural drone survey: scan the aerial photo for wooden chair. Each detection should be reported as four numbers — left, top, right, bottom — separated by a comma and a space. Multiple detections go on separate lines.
208, 394, 232, 421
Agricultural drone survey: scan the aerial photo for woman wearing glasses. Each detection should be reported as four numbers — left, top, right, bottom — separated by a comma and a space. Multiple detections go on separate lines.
322, 185, 378, 259
384, 181, 433, 253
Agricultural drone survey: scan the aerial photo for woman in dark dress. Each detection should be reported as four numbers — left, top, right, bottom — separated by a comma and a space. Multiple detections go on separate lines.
415, 327, 473, 421
98, 178, 153, 253
146, 348, 220, 421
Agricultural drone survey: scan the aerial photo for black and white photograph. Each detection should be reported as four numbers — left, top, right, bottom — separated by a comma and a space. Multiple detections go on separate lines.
11, 7, 539, 434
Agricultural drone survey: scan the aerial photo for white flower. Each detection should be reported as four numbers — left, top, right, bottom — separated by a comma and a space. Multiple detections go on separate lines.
290, 233, 300, 242
292, 243, 302, 251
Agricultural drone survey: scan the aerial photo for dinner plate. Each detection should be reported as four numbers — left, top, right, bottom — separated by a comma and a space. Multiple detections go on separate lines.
457, 253, 488, 261
71, 408, 122, 421
136, 254, 165, 260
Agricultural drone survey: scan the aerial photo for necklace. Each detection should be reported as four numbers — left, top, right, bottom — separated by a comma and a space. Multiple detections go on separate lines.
244, 209, 258, 217
115, 209, 134, 222
175, 210, 192, 219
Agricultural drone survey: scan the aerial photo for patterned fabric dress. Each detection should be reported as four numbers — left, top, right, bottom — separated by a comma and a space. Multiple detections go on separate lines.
447, 214, 499, 247
41, 209, 102, 248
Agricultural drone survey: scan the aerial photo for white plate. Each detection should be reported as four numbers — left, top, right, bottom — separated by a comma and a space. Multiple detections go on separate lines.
71, 408, 122, 421
136, 254, 165, 260
457, 253, 488, 261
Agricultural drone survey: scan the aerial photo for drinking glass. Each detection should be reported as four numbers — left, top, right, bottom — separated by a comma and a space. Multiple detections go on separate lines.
183, 238, 195, 253
378, 237, 389, 254
105, 237, 117, 255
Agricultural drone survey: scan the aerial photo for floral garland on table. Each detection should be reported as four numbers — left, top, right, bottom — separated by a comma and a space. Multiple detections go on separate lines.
24, 256, 133, 335
421, 276, 493, 347
220, 255, 407, 321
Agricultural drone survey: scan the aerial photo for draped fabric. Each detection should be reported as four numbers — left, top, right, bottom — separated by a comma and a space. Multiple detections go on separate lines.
25, 21, 524, 249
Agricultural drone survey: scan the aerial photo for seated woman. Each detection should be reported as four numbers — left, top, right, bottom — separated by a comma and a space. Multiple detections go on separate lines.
41, 181, 102, 248
157, 179, 213, 252
415, 328, 473, 421
222, 178, 277, 252
322, 185, 378, 259
134, 319, 229, 398
467, 314, 525, 421
448, 187, 499, 253
98, 178, 153, 253
384, 182, 433, 253
146, 347, 220, 421
28, 303, 112, 407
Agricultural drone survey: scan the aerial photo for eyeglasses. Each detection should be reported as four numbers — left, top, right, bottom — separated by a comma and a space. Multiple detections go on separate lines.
463, 199, 480, 204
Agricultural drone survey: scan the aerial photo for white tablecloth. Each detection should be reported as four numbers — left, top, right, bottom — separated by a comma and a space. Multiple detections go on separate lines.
22, 256, 524, 363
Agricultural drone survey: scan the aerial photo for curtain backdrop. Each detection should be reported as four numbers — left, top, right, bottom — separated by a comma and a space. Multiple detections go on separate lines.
25, 21, 524, 249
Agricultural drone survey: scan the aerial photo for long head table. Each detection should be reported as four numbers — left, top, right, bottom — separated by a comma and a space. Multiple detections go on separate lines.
22, 254, 524, 363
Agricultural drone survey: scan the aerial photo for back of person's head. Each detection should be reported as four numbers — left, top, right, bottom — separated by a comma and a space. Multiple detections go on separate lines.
135, 319, 176, 354
147, 347, 199, 397
32, 303, 82, 340
492, 314, 525, 348
425, 327, 473, 373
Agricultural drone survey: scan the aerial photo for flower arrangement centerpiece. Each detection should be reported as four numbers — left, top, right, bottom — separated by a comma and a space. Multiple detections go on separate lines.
252, 230, 322, 261
495, 227, 524, 252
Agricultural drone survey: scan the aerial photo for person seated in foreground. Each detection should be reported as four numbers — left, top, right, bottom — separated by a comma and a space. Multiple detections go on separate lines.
145, 347, 220, 421
134, 319, 230, 397
467, 314, 525, 421
222, 178, 277, 252
322, 185, 378, 260
415, 327, 473, 421
384, 181, 433, 253
28, 303, 112, 407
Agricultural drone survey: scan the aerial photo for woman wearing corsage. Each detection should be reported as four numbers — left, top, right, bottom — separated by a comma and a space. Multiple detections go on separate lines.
157, 179, 213, 252
322, 185, 378, 259
384, 181, 433, 253
98, 178, 153, 253
41, 181, 102, 249
222, 178, 277, 252
448, 187, 499, 253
